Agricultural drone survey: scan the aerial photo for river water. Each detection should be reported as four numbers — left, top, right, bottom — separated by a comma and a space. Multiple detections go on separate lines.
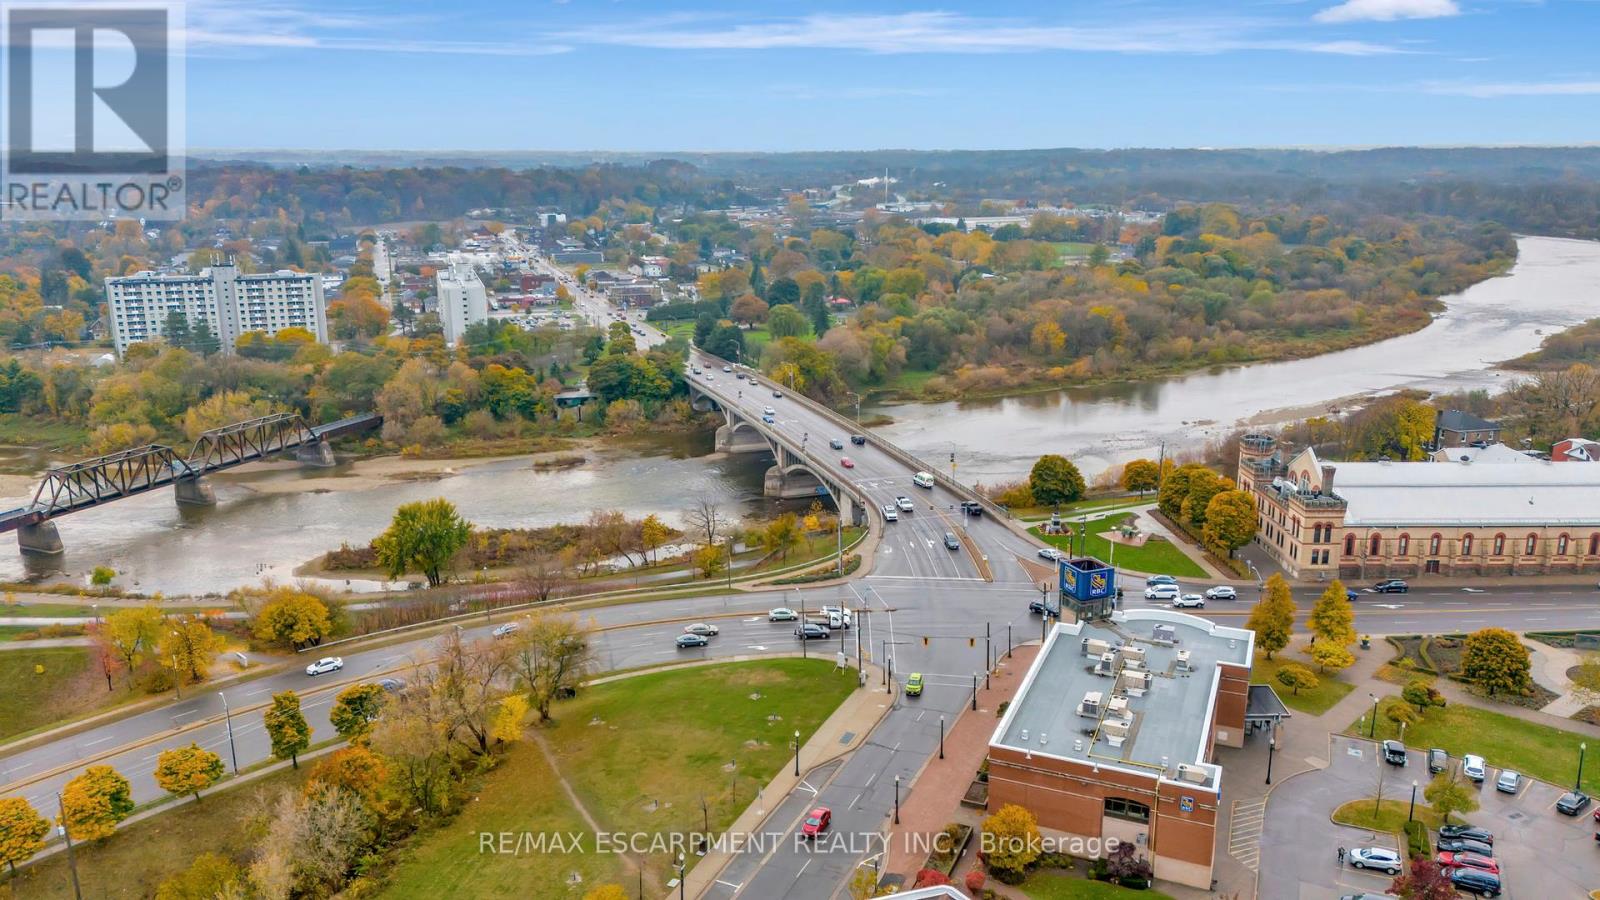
867, 236, 1600, 486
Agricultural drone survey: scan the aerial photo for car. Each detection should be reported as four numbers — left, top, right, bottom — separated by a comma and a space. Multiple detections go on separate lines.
491, 622, 521, 638
768, 608, 798, 622
1437, 824, 1493, 845
1381, 740, 1408, 766
676, 633, 709, 649
691, 366, 702, 375
905, 673, 924, 696
722, 365, 732, 373
1347, 847, 1402, 875
1448, 868, 1501, 897
800, 806, 831, 838
1037, 547, 1064, 562
1028, 599, 1056, 616
772, 390, 782, 398
305, 657, 343, 676
1146, 575, 1179, 587
1495, 770, 1521, 793
705, 374, 713, 381
1373, 579, 1409, 593
943, 532, 960, 550
818, 607, 853, 629
830, 438, 844, 450
841, 457, 855, 468
960, 500, 984, 517
850, 434, 866, 446
882, 505, 899, 522
1345, 587, 1360, 602
1428, 748, 1449, 774
1437, 838, 1495, 857
896, 496, 915, 512
1557, 790, 1592, 815
1144, 584, 1181, 601
762, 414, 775, 424
1463, 754, 1487, 782
795, 623, 830, 640
735, 372, 746, 380
1436, 851, 1500, 875
912, 471, 935, 488
763, 405, 775, 416
1203, 586, 1237, 601
683, 623, 720, 637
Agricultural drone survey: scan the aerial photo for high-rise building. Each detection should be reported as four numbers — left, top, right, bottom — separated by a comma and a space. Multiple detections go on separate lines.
436, 260, 488, 345
105, 263, 327, 356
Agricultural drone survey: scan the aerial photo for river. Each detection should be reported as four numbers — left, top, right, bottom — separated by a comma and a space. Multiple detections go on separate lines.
867, 235, 1600, 486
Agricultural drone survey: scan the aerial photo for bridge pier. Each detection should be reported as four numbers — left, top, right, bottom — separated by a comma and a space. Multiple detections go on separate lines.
715, 423, 770, 454
763, 465, 826, 499
296, 438, 336, 467
17, 521, 63, 555
174, 476, 216, 507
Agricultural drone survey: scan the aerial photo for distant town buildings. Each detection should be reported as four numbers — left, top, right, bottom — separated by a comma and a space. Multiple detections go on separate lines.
436, 260, 489, 345
105, 264, 327, 357
1552, 437, 1600, 462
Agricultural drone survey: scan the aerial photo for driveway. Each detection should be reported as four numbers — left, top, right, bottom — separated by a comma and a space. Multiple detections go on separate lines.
1260, 734, 1596, 898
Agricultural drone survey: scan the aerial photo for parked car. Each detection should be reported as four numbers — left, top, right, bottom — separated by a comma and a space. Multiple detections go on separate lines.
1495, 770, 1521, 794
683, 623, 720, 636
1382, 740, 1408, 766
1144, 584, 1181, 601
1203, 586, 1237, 601
376, 677, 407, 694
1463, 754, 1487, 782
1448, 867, 1501, 897
675, 633, 709, 649
1373, 579, 1409, 593
905, 673, 924, 696
830, 438, 844, 450
1037, 547, 1064, 562
768, 607, 798, 622
960, 500, 984, 517
896, 496, 915, 512
1172, 594, 1205, 609
850, 434, 866, 445
795, 623, 829, 640
1146, 575, 1179, 586
1437, 851, 1500, 875
882, 505, 899, 522
800, 806, 831, 838
1347, 847, 1402, 875
1428, 748, 1449, 774
1437, 838, 1495, 857
305, 657, 343, 676
840, 457, 855, 468
943, 532, 960, 550
1437, 824, 1493, 845
491, 622, 521, 638
1557, 790, 1592, 815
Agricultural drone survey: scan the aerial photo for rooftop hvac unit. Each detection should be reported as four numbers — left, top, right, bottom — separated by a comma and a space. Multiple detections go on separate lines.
1176, 764, 1210, 784
1176, 649, 1193, 672
1083, 637, 1113, 658
1122, 656, 1146, 673
1077, 691, 1104, 718
1121, 645, 1147, 665
1152, 624, 1177, 644
1106, 695, 1131, 720
1118, 670, 1153, 696
1102, 718, 1130, 747
1095, 651, 1118, 676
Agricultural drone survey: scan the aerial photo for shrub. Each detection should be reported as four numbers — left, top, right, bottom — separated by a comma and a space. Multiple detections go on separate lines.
1402, 678, 1446, 710
90, 565, 115, 586
995, 700, 1010, 717
912, 868, 951, 888
1403, 819, 1430, 859
964, 870, 986, 894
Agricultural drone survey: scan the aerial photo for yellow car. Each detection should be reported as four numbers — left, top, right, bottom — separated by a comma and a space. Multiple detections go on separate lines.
905, 673, 924, 697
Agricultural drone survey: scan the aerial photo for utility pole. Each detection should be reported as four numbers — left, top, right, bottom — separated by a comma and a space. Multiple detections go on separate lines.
219, 691, 239, 775
58, 793, 83, 900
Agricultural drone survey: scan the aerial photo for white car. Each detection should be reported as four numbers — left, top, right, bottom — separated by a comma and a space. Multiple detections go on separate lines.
1172, 594, 1206, 609
1347, 847, 1402, 875
683, 622, 720, 637
882, 505, 899, 522
895, 496, 915, 512
1462, 754, 1487, 782
491, 622, 521, 638
768, 607, 798, 622
1037, 547, 1064, 562
763, 406, 776, 416
1144, 584, 1181, 601
305, 657, 343, 676
1203, 586, 1237, 601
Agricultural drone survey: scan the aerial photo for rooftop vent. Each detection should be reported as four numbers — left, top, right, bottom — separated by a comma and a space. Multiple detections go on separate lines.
1106, 695, 1131, 720
1039, 732, 1048, 746
1118, 669, 1153, 696
1177, 763, 1210, 784
1020, 729, 1029, 742
1102, 719, 1130, 747
1073, 738, 1084, 753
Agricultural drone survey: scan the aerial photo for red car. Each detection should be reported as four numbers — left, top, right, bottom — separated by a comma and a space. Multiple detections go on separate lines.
840, 457, 855, 468
1436, 851, 1500, 875
800, 806, 831, 838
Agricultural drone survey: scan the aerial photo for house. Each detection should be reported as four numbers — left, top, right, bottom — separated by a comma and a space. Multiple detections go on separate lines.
637, 256, 671, 278
1433, 409, 1502, 449
1552, 437, 1600, 462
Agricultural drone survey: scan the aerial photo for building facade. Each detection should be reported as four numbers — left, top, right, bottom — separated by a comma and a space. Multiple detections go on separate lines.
1239, 433, 1600, 579
105, 264, 327, 356
1433, 409, 1502, 448
436, 261, 489, 345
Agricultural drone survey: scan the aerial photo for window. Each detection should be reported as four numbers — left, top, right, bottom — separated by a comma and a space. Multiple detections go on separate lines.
1559, 534, 1570, 555
1370, 534, 1381, 557
1592, 534, 1600, 556
1344, 534, 1356, 556
1397, 534, 1409, 557
1430, 534, 1441, 556
1462, 534, 1473, 556
1104, 797, 1150, 824
1493, 534, 1506, 556
1526, 534, 1539, 556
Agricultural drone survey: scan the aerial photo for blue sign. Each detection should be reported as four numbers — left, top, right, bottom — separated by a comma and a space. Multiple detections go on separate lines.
1180, 796, 1194, 813
1060, 557, 1116, 603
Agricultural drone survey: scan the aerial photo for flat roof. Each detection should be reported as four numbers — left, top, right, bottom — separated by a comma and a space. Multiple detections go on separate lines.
992, 610, 1253, 790
1336, 458, 1600, 526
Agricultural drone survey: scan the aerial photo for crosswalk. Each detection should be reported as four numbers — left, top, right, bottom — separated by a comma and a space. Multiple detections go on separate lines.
1228, 798, 1266, 871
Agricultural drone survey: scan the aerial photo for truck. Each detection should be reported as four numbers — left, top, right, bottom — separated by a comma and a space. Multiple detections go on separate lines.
806, 607, 853, 630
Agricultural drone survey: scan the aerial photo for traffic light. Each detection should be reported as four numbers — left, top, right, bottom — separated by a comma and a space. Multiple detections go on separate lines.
922, 635, 929, 647
968, 637, 975, 648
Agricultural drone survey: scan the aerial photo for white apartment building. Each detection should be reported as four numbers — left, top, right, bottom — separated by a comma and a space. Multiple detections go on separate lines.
436, 260, 489, 345
105, 264, 327, 356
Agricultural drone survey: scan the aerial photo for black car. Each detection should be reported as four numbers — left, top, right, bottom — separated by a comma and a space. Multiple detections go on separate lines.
959, 500, 983, 517
1381, 740, 1408, 766
1448, 868, 1501, 897
676, 633, 709, 649
1373, 579, 1409, 593
794, 623, 830, 640
943, 531, 960, 550
1427, 748, 1449, 774
1436, 838, 1494, 857
1028, 599, 1056, 616
850, 434, 866, 445
1557, 790, 1592, 815
1437, 824, 1493, 845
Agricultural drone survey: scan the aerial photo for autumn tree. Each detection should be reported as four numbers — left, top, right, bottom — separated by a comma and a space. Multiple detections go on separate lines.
1311, 641, 1355, 674
729, 294, 768, 326
639, 514, 672, 565
761, 513, 804, 560
160, 613, 224, 683
368, 689, 455, 816
59, 765, 135, 840
1179, 468, 1229, 528
1307, 580, 1356, 648
981, 803, 1042, 882
155, 852, 245, 900
373, 497, 472, 587
491, 695, 530, 745
1388, 856, 1458, 900
1275, 663, 1319, 696
264, 691, 313, 768
418, 630, 512, 756
509, 614, 596, 722
154, 743, 225, 802
767, 304, 810, 339
1121, 459, 1160, 496
250, 588, 333, 650
0, 797, 49, 875
97, 605, 164, 683
1423, 771, 1479, 824
1157, 463, 1209, 520
1202, 490, 1257, 557
1570, 654, 1600, 707
694, 543, 727, 580
1246, 574, 1296, 660
1401, 679, 1446, 711
1460, 627, 1531, 696
305, 745, 389, 808
330, 682, 388, 743
1028, 455, 1086, 507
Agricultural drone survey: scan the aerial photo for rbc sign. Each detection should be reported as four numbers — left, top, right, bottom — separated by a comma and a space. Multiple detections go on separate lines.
1059, 557, 1116, 603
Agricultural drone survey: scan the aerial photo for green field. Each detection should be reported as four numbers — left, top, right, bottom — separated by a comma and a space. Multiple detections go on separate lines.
1022, 872, 1176, 899
1031, 512, 1206, 579
1251, 649, 1356, 715
379, 658, 859, 898
0, 602, 100, 618
0, 646, 105, 739
1332, 798, 1443, 834
1348, 696, 1599, 795
1015, 495, 1149, 522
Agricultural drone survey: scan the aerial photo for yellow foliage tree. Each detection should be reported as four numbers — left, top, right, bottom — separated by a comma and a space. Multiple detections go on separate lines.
153, 743, 225, 802
59, 765, 134, 841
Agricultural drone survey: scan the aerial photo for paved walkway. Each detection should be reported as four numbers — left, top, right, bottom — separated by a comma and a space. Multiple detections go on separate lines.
1530, 640, 1589, 718
0, 636, 93, 650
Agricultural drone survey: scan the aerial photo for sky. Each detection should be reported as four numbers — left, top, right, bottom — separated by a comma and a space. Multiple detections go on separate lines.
175, 0, 1600, 151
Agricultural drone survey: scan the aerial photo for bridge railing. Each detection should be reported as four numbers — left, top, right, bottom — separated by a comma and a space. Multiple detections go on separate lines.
31, 444, 197, 515
189, 413, 319, 470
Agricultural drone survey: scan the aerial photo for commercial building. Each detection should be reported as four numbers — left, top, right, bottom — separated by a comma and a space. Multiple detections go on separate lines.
987, 609, 1255, 890
436, 260, 489, 345
105, 264, 326, 356
1239, 433, 1600, 579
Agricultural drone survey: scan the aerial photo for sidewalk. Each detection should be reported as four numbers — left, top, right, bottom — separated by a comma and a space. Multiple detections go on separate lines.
0, 636, 93, 650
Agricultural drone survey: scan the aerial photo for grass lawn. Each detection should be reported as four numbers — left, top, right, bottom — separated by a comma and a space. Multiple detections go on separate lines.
0, 602, 102, 618
0, 646, 134, 740
1251, 650, 1355, 715
3, 766, 308, 899
1052, 242, 1099, 258
1016, 495, 1150, 521
1031, 513, 1206, 579
1021, 871, 1176, 899
1332, 798, 1443, 834
876, 367, 941, 397
379, 658, 859, 898
1347, 696, 1600, 795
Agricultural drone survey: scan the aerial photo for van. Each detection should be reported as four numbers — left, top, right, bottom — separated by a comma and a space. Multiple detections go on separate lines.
912, 471, 935, 489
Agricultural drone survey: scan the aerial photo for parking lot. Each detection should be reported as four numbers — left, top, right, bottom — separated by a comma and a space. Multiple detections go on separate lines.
1258, 734, 1599, 898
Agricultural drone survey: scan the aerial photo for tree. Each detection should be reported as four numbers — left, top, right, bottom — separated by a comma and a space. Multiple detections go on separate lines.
1573, 655, 1600, 708
639, 514, 672, 565
1307, 580, 1356, 648
1201, 490, 1257, 557
1311, 641, 1355, 674
491, 695, 530, 745
59, 765, 134, 840
847, 865, 886, 900
368, 690, 454, 816
1401, 679, 1446, 711
97, 605, 163, 683
694, 544, 727, 579
330, 682, 388, 743
760, 513, 803, 560
686, 499, 725, 547
91, 565, 115, 586
264, 691, 312, 768
154, 743, 225, 802
160, 613, 224, 684
509, 614, 596, 722
1423, 771, 1479, 823
1275, 663, 1319, 695
155, 852, 244, 900
1028, 455, 1086, 506
251, 588, 333, 650
1157, 463, 1209, 519
1246, 575, 1296, 659
373, 497, 472, 587
981, 803, 1041, 880
1179, 468, 1229, 527
1121, 459, 1160, 496
1388, 855, 1458, 900
0, 797, 49, 875
306, 745, 389, 807
1460, 627, 1531, 695
729, 294, 768, 326
767, 304, 810, 339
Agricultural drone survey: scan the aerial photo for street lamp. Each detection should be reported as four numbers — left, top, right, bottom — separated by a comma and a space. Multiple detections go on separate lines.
1408, 780, 1419, 822
1579, 742, 1588, 791
939, 715, 946, 760
219, 692, 239, 775
793, 729, 801, 776
1266, 735, 1276, 785
1368, 693, 1378, 738
894, 775, 901, 825
971, 672, 978, 711
675, 852, 686, 900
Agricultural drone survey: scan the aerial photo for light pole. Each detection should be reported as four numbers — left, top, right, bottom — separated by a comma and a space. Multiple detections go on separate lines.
219, 691, 239, 775
971, 672, 978, 711
1368, 693, 1378, 738
894, 775, 901, 825
939, 715, 946, 760
1578, 742, 1588, 791
1266, 735, 1276, 785
793, 729, 801, 776
1408, 780, 1418, 822
675, 853, 686, 900
57, 792, 83, 900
